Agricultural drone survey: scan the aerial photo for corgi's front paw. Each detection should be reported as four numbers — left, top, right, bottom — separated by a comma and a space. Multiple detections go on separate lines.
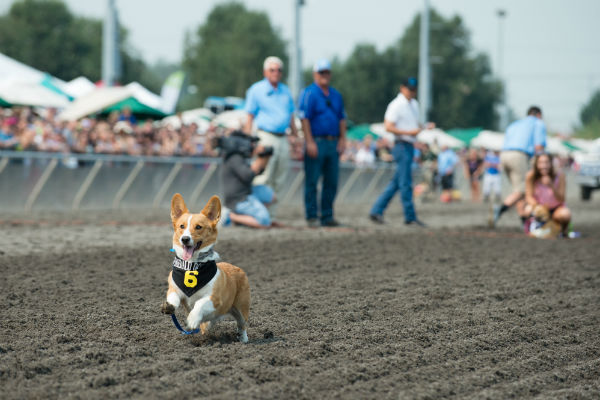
161, 302, 175, 314
238, 330, 248, 343
187, 310, 201, 330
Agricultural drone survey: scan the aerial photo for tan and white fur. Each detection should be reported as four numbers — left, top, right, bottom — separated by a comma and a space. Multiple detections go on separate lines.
529, 204, 562, 239
161, 193, 250, 342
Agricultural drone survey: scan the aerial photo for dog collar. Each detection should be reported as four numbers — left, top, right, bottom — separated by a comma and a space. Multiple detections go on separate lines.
171, 248, 220, 270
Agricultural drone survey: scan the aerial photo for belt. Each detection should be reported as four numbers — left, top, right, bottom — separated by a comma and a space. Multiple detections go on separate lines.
259, 129, 286, 136
313, 135, 338, 141
504, 149, 531, 157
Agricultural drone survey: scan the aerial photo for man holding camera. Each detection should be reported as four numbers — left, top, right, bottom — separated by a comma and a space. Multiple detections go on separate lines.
298, 59, 347, 227
220, 131, 274, 229
244, 56, 298, 224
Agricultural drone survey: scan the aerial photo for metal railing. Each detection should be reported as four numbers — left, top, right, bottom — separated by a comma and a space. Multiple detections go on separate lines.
0, 151, 399, 211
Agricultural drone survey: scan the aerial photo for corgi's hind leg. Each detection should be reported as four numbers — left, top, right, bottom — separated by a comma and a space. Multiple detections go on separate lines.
230, 307, 248, 343
232, 286, 250, 343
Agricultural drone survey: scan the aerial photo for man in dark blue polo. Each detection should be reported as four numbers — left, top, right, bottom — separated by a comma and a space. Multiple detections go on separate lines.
298, 59, 347, 227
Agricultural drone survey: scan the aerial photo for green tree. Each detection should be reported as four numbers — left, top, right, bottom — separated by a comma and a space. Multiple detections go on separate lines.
0, 0, 158, 90
334, 9, 501, 129
333, 44, 401, 124
183, 2, 288, 106
575, 90, 600, 139
580, 90, 600, 126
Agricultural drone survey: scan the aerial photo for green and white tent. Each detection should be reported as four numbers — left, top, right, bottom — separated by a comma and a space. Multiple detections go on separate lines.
58, 82, 166, 121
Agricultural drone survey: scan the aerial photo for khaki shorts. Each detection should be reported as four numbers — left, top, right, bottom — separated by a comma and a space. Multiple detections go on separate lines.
500, 150, 529, 193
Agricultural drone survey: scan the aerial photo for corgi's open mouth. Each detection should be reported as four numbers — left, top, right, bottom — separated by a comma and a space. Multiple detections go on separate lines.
182, 241, 202, 261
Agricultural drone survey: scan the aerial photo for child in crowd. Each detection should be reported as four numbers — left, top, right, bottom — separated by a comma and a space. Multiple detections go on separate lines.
482, 149, 502, 203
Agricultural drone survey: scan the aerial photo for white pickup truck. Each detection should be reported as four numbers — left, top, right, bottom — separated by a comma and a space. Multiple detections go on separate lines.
574, 140, 600, 200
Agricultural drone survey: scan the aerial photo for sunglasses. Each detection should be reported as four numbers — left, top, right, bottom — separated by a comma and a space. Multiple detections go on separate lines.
318, 70, 331, 75
268, 68, 282, 73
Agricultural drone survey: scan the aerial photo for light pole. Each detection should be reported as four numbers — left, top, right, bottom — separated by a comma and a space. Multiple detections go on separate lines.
418, 0, 431, 125
290, 0, 305, 102
102, 0, 121, 86
497, 9, 508, 130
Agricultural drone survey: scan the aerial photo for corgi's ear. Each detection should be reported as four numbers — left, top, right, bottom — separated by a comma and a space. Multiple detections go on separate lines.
201, 195, 221, 225
171, 193, 189, 227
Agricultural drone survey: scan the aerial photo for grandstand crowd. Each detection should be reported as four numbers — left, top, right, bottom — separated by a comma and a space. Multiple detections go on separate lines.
0, 106, 399, 166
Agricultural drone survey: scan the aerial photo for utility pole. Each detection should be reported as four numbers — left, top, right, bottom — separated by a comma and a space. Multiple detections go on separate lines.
290, 0, 304, 102
102, 0, 121, 87
418, 0, 431, 125
497, 9, 508, 131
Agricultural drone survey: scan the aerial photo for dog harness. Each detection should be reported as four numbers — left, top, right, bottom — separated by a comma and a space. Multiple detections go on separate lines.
171, 251, 218, 297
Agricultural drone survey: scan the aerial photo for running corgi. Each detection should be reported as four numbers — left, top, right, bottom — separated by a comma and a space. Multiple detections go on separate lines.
161, 193, 250, 343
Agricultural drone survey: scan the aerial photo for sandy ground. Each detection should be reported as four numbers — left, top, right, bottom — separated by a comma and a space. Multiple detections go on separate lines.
1, 198, 599, 399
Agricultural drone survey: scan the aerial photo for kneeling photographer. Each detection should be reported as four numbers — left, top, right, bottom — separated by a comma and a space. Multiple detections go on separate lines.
216, 131, 275, 228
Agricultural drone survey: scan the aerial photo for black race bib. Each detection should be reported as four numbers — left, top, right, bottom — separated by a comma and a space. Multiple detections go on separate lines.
171, 258, 218, 297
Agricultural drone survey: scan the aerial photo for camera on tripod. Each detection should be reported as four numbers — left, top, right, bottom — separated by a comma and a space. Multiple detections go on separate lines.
214, 131, 272, 159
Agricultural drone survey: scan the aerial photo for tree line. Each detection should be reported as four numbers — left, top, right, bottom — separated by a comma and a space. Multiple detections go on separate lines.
0, 0, 597, 136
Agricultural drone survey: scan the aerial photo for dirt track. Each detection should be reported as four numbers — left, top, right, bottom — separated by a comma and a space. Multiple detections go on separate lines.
1, 201, 599, 399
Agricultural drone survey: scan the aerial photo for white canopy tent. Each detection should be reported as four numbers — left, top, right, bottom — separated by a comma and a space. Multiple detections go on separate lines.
62, 77, 96, 99
57, 82, 165, 121
0, 52, 66, 87
0, 52, 71, 107
0, 81, 69, 108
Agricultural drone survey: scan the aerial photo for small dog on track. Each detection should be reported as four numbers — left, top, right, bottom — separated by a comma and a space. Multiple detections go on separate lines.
528, 204, 562, 239
161, 193, 250, 342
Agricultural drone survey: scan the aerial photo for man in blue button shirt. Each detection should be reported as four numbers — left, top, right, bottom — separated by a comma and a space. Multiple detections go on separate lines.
244, 56, 298, 224
298, 59, 347, 227
494, 105, 547, 226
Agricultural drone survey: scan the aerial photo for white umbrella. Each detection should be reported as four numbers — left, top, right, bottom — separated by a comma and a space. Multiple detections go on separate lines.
546, 136, 570, 156
161, 108, 215, 131
369, 123, 395, 143
213, 109, 248, 130
417, 128, 465, 148
471, 130, 505, 151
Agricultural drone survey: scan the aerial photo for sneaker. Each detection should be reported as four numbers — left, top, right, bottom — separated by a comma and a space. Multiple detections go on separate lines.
322, 219, 342, 227
405, 219, 427, 227
218, 207, 232, 228
307, 218, 320, 228
492, 204, 502, 227
369, 214, 385, 224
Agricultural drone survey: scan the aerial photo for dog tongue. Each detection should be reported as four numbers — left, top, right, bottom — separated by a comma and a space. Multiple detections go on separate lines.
182, 246, 194, 261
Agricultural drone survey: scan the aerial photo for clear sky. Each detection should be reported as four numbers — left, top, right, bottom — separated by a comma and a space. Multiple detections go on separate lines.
1, 0, 599, 133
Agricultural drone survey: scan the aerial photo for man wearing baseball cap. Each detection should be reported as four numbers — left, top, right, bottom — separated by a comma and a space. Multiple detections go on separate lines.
369, 77, 433, 226
298, 58, 347, 227
244, 56, 298, 226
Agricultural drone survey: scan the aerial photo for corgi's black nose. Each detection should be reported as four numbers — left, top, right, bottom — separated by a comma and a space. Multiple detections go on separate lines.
181, 236, 191, 245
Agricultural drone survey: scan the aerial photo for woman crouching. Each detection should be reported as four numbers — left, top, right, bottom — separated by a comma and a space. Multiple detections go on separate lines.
525, 153, 571, 236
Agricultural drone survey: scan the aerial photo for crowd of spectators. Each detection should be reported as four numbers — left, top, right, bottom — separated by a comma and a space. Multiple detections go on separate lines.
0, 106, 399, 165
0, 107, 221, 158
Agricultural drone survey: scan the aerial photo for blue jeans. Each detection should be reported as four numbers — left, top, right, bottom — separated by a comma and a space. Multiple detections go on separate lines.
234, 185, 273, 227
304, 138, 339, 223
370, 141, 417, 222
